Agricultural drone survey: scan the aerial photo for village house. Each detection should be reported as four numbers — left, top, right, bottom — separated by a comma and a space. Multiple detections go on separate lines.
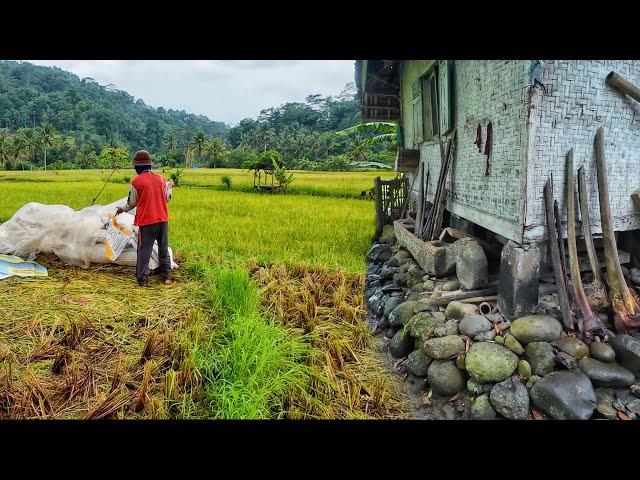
357, 60, 640, 318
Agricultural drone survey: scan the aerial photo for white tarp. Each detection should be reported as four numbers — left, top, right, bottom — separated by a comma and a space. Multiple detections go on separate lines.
0, 197, 178, 270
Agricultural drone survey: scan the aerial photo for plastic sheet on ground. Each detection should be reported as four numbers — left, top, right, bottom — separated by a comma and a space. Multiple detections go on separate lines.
0, 253, 48, 279
0, 197, 178, 270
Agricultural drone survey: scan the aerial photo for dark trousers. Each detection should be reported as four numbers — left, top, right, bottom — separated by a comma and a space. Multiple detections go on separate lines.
137, 221, 172, 282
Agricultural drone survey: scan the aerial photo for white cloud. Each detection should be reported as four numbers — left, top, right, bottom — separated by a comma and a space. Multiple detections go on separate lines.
24, 60, 356, 125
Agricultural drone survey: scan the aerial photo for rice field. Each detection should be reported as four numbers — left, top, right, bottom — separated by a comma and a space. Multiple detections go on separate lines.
0, 167, 396, 199
0, 180, 376, 273
0, 169, 404, 419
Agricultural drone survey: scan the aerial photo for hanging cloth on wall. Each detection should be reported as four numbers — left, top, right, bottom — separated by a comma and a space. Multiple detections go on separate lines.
483, 122, 493, 177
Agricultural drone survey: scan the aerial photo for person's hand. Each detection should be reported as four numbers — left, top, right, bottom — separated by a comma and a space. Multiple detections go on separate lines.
115, 207, 124, 215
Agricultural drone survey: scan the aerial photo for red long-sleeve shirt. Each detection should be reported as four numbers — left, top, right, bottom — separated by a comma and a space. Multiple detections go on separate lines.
122, 171, 171, 227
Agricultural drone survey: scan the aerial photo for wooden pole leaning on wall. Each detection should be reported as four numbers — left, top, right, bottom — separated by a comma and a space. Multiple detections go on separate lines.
374, 176, 384, 239
606, 71, 640, 104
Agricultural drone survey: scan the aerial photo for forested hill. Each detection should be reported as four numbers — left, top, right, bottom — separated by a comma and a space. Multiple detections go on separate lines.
0, 61, 392, 172
0, 61, 229, 152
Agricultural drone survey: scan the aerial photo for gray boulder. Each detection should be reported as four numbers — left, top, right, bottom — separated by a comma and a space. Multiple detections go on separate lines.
433, 320, 459, 338
609, 334, 640, 375
444, 301, 479, 320
556, 336, 589, 359
427, 360, 466, 396
406, 349, 432, 377
470, 394, 497, 420
577, 357, 635, 387
367, 243, 392, 263
408, 312, 438, 341
388, 301, 419, 327
489, 376, 531, 420
389, 328, 415, 358
459, 315, 492, 337
530, 370, 596, 420
524, 342, 556, 377
453, 238, 488, 290
509, 315, 563, 344
465, 342, 518, 383
589, 342, 616, 363
422, 335, 465, 360
383, 296, 404, 318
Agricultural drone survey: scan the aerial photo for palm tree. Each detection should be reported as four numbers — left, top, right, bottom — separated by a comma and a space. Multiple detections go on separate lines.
38, 122, 58, 170
203, 138, 229, 168
11, 135, 26, 170
0, 130, 11, 169
163, 132, 177, 153
189, 131, 206, 166
20, 128, 38, 167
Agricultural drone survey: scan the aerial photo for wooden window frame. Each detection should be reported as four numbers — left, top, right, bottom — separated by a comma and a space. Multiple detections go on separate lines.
422, 67, 440, 142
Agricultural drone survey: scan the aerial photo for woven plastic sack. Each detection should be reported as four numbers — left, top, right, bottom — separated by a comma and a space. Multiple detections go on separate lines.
0, 197, 178, 270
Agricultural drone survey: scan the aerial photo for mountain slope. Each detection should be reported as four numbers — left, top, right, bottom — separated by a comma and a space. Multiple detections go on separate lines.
0, 61, 229, 152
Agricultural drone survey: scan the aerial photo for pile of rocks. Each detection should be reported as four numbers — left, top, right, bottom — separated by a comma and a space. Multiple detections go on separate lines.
365, 226, 640, 420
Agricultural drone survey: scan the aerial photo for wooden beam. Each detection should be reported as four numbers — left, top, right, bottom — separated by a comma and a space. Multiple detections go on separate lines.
632, 188, 640, 213
606, 71, 640, 103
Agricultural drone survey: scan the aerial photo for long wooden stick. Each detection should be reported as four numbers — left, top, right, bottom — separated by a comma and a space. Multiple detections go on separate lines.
543, 178, 573, 330
457, 295, 498, 304
421, 138, 450, 239
606, 71, 640, 104
594, 126, 640, 329
426, 136, 454, 240
553, 190, 572, 306
430, 286, 498, 306
566, 149, 602, 335
431, 134, 456, 240
577, 165, 606, 295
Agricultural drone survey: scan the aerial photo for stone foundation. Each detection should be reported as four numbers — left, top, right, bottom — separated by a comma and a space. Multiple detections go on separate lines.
364, 225, 640, 421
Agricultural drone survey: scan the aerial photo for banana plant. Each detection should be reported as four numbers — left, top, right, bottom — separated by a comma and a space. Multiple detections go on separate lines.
335, 122, 397, 158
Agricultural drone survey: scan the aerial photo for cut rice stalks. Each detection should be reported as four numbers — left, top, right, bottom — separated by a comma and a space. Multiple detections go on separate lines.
250, 261, 405, 419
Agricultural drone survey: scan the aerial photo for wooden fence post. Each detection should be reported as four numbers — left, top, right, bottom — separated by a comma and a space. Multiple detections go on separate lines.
374, 176, 383, 238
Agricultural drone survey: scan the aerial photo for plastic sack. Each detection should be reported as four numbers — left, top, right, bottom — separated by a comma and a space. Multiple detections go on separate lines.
0, 197, 178, 270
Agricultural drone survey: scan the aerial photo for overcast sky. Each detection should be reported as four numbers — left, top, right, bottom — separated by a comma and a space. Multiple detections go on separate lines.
25, 60, 356, 125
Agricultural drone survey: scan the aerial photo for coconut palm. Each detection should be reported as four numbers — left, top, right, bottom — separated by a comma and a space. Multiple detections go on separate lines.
0, 130, 11, 168
20, 128, 38, 166
202, 138, 229, 168
163, 132, 177, 153
39, 122, 59, 170
11, 135, 26, 170
189, 131, 206, 166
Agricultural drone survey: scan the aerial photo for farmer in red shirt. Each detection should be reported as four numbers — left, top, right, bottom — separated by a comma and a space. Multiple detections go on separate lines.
116, 150, 173, 287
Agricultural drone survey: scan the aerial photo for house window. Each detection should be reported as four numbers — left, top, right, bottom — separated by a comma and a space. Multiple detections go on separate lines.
420, 60, 454, 141
422, 68, 439, 141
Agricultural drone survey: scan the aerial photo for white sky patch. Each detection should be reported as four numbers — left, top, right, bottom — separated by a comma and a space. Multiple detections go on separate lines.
23, 60, 356, 125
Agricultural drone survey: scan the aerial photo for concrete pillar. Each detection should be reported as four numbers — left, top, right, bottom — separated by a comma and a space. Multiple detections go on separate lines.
497, 240, 541, 321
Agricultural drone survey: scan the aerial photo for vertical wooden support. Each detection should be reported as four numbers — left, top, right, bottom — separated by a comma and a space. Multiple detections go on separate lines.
632, 189, 640, 213
416, 163, 424, 230
374, 176, 384, 238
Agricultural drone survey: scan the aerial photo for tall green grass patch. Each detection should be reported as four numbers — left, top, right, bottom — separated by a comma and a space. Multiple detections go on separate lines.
194, 265, 315, 419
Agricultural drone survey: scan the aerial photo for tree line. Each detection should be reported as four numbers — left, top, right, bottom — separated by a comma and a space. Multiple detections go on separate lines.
0, 61, 394, 171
